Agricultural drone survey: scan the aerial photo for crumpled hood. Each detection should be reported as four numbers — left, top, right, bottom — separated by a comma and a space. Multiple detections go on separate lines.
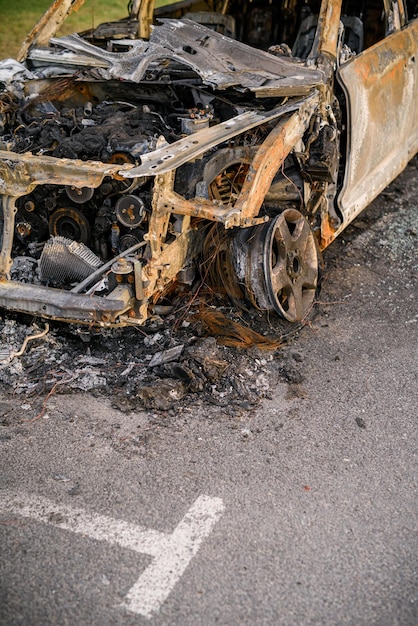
46, 19, 324, 96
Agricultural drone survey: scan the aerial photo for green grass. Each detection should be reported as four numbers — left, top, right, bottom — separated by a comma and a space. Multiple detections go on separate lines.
0, 0, 177, 60
0, 0, 50, 59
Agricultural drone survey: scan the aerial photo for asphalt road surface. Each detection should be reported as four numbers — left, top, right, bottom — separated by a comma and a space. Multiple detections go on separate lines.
1, 161, 417, 625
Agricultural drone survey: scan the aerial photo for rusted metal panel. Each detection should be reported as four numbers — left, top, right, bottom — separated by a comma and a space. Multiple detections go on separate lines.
337, 19, 418, 226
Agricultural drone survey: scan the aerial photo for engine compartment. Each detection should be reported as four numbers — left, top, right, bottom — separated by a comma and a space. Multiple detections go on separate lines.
1, 75, 236, 288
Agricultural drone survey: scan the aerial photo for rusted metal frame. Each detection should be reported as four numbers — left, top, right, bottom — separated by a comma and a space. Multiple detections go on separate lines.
145, 186, 238, 225
122, 106, 300, 179
234, 98, 320, 222
0, 280, 131, 324
143, 170, 190, 298
143, 153, 253, 227
137, 0, 155, 38
397, 0, 407, 26
137, 100, 319, 231
0, 196, 19, 279
384, 0, 407, 29
121, 98, 319, 181
143, 225, 201, 300
142, 170, 195, 301
146, 171, 176, 259
0, 151, 135, 196
17, 0, 86, 62
143, 180, 270, 229
308, 0, 342, 61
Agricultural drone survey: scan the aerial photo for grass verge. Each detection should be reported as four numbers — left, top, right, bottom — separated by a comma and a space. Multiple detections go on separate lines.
0, 0, 132, 60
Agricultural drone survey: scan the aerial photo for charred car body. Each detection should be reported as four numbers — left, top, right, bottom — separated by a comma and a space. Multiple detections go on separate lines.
0, 0, 417, 327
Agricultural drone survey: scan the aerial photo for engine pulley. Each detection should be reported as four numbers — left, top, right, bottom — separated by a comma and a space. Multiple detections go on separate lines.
65, 185, 95, 204
115, 195, 145, 228
118, 233, 143, 252
49, 207, 91, 244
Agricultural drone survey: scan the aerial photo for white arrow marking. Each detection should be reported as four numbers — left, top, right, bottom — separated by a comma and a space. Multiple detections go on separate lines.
0, 490, 225, 618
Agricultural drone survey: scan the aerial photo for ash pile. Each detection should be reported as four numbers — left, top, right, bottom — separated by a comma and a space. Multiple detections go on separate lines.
0, 302, 305, 424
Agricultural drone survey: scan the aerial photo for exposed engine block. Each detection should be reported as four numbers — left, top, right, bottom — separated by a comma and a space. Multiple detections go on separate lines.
0, 80, 217, 286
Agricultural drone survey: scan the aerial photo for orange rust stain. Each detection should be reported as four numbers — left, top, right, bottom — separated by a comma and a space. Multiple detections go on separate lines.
319, 213, 337, 250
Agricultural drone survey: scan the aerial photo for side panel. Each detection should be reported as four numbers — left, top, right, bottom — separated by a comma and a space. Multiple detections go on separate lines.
336, 18, 418, 225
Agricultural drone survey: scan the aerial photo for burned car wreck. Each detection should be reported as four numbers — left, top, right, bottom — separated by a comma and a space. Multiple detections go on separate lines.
0, 0, 417, 328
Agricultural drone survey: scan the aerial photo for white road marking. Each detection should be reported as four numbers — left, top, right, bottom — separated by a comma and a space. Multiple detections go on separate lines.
0, 490, 225, 618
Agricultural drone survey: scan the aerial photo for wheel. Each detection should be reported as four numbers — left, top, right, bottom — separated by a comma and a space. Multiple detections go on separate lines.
203, 160, 318, 322
226, 209, 318, 322
262, 209, 318, 321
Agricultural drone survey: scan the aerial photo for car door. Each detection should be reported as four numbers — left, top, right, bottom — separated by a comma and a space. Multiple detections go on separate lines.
336, 0, 418, 226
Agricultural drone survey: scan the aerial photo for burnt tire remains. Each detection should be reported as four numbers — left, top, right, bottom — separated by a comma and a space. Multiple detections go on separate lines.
228, 209, 318, 322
